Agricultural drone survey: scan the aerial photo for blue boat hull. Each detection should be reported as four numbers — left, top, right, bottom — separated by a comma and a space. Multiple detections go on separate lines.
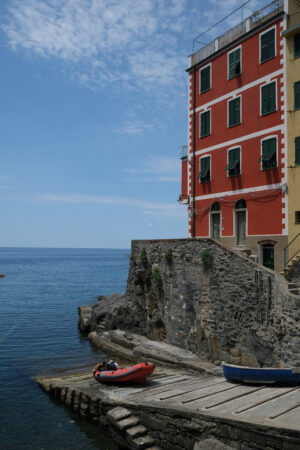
223, 363, 300, 385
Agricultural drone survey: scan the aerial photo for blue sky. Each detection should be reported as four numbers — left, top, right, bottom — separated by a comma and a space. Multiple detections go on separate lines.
0, 0, 271, 248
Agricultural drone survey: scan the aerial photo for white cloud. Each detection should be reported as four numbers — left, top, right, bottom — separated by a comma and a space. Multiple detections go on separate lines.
124, 156, 181, 182
117, 119, 156, 135
2, 0, 188, 95
37, 192, 185, 218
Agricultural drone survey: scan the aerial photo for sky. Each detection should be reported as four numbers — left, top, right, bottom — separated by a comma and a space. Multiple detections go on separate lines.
0, 0, 273, 248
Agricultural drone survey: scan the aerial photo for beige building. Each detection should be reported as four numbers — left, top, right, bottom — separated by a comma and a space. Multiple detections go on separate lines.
282, 0, 300, 270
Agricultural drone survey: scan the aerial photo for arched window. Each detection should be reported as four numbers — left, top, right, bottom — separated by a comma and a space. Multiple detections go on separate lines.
210, 202, 221, 239
235, 199, 246, 209
235, 199, 247, 245
211, 202, 220, 211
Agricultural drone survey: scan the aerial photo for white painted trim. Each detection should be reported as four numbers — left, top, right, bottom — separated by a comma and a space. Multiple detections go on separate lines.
259, 24, 277, 64
260, 135, 278, 171
226, 145, 242, 178
260, 79, 277, 116
199, 108, 211, 138
194, 69, 284, 114
199, 63, 212, 95
195, 124, 283, 157
281, 15, 288, 235
227, 45, 242, 80
194, 183, 282, 201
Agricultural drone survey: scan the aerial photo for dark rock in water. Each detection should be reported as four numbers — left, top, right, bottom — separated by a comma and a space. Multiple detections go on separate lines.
0, 274, 6, 278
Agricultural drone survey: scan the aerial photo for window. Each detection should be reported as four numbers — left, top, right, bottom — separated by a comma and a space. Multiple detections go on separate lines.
228, 47, 241, 79
295, 33, 300, 58
228, 97, 241, 127
200, 65, 211, 93
199, 156, 210, 182
261, 81, 276, 115
295, 81, 300, 110
225, 147, 241, 176
259, 137, 277, 170
295, 136, 300, 165
260, 28, 275, 63
296, 211, 300, 224
200, 110, 211, 137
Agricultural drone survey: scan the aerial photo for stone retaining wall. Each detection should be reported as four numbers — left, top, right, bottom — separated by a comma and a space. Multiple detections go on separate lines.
78, 239, 300, 368
102, 238, 300, 368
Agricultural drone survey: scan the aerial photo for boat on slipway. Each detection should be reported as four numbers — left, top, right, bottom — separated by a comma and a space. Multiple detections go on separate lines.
223, 362, 300, 385
93, 362, 155, 384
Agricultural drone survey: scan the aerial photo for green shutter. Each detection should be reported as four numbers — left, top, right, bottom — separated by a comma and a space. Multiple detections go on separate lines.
294, 33, 300, 58
295, 137, 300, 165
200, 66, 210, 93
295, 81, 300, 110
261, 28, 275, 63
200, 110, 210, 137
261, 82, 276, 115
261, 138, 276, 169
229, 48, 241, 79
229, 97, 240, 127
226, 148, 240, 176
199, 156, 210, 182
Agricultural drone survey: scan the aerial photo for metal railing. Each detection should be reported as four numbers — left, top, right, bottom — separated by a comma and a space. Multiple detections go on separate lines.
189, 0, 283, 68
284, 233, 300, 270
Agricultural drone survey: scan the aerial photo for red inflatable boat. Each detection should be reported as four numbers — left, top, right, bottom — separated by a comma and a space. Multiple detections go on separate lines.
93, 362, 155, 383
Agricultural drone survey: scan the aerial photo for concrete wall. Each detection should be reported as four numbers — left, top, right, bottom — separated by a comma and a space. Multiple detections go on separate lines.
111, 238, 300, 368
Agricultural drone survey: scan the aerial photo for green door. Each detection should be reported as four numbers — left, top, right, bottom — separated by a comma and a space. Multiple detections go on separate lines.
263, 245, 274, 270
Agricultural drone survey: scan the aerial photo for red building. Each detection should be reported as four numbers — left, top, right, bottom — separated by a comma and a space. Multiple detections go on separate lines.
180, 0, 288, 271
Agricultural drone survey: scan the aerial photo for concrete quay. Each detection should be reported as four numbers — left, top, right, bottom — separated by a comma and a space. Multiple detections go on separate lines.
36, 352, 300, 449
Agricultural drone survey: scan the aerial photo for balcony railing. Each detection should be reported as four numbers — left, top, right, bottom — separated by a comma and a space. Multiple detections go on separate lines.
284, 233, 300, 270
189, 0, 283, 68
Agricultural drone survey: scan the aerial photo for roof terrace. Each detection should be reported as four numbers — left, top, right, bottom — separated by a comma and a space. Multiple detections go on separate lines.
189, 0, 284, 69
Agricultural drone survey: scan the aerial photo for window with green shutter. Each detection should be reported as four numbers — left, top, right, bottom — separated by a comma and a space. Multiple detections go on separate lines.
228, 97, 241, 127
225, 147, 241, 176
228, 48, 241, 79
261, 81, 276, 115
295, 81, 300, 110
200, 65, 211, 93
199, 156, 210, 182
260, 28, 275, 63
200, 110, 211, 137
294, 33, 300, 58
258, 138, 277, 170
295, 136, 300, 165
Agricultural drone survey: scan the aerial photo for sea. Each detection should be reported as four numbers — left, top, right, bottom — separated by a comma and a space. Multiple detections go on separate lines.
0, 247, 130, 450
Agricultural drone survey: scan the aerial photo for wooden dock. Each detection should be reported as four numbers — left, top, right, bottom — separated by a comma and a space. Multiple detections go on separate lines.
37, 369, 300, 449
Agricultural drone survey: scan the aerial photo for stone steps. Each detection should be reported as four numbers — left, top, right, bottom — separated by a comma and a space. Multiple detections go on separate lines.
107, 406, 159, 449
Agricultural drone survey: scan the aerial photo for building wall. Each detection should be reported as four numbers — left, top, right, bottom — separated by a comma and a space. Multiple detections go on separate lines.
186, 14, 288, 270
285, 0, 300, 244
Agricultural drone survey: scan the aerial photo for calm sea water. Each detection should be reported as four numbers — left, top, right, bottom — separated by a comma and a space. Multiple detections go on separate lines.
0, 247, 130, 450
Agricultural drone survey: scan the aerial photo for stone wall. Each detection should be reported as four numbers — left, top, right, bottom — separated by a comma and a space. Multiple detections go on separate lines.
91, 238, 300, 368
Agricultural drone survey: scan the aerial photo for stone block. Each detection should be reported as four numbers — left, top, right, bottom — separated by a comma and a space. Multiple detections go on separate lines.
116, 416, 139, 431
107, 406, 132, 424
132, 434, 156, 448
126, 425, 147, 439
